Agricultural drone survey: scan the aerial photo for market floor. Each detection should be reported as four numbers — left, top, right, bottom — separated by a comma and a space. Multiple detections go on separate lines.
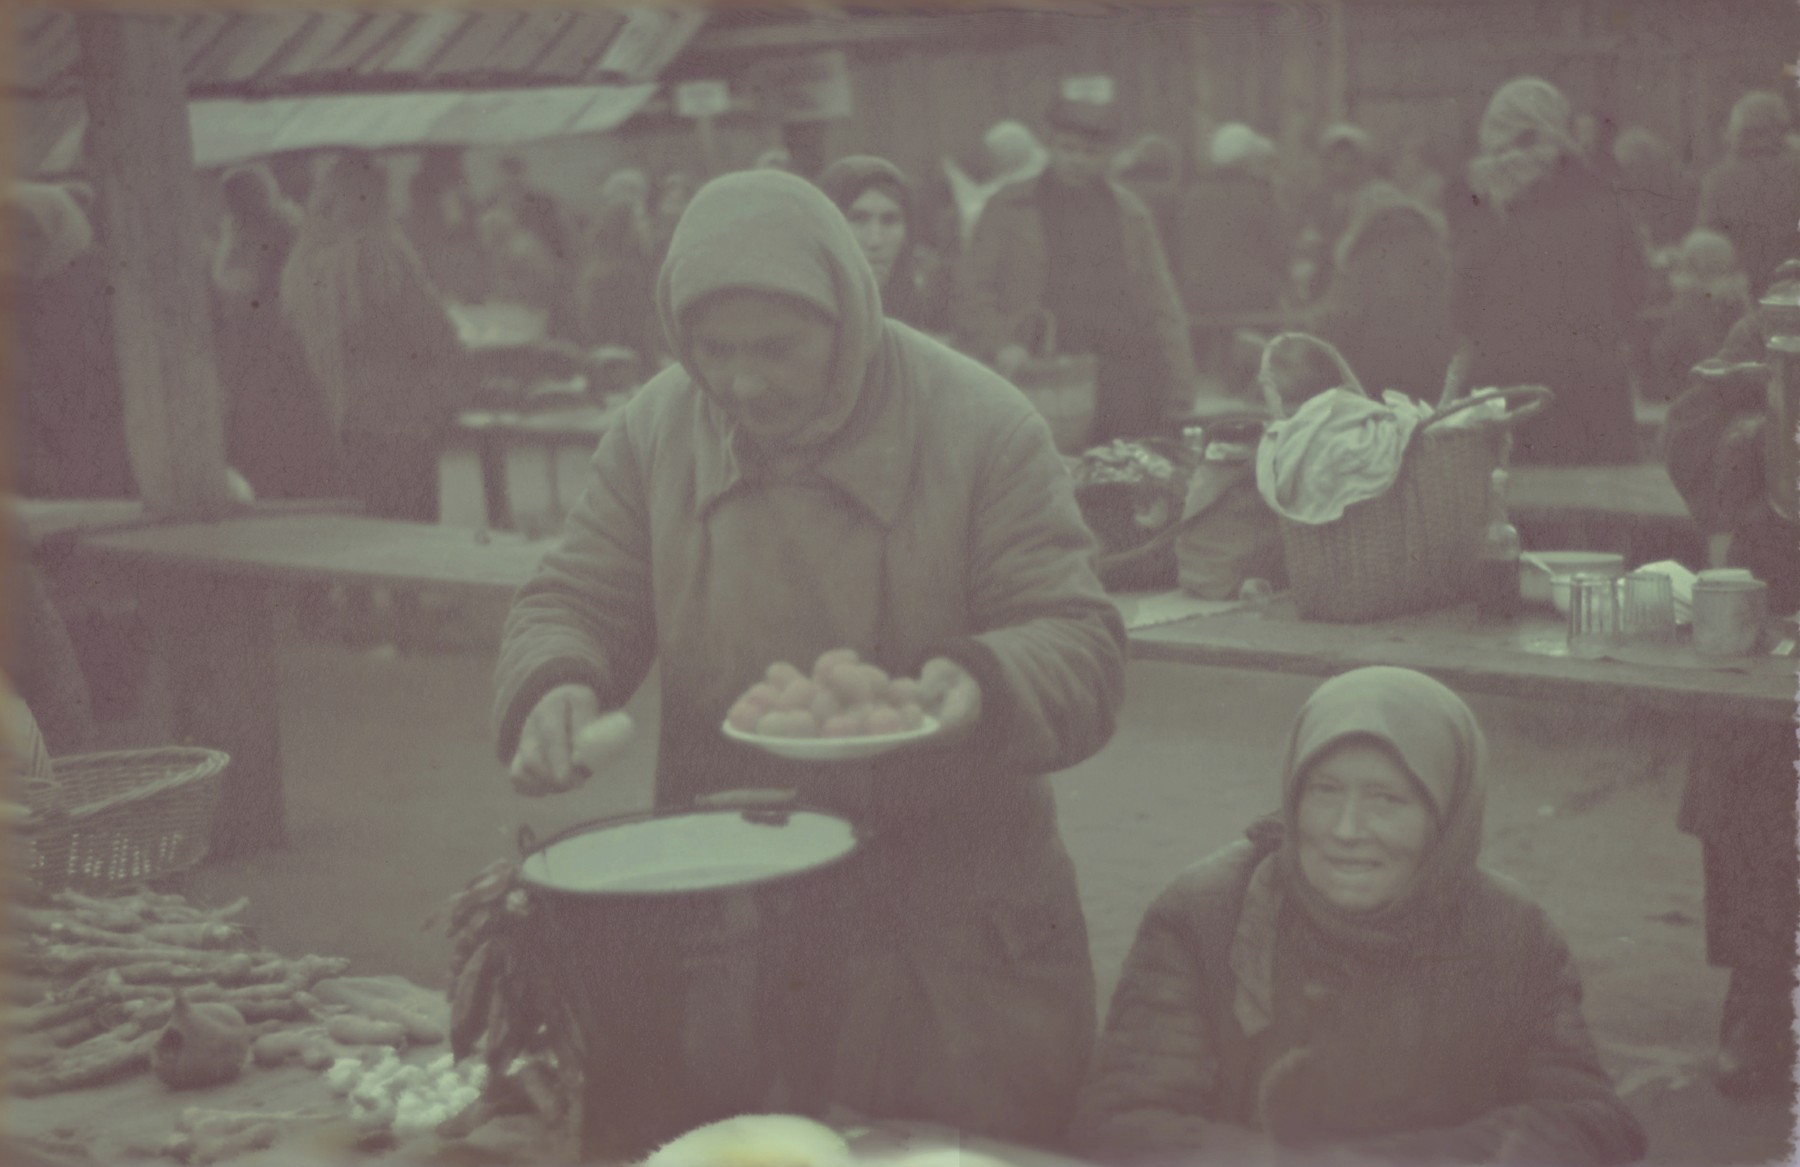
110, 596, 1793, 1166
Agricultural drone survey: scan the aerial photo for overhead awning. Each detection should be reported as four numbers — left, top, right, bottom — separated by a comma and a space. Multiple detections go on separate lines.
15, 7, 704, 175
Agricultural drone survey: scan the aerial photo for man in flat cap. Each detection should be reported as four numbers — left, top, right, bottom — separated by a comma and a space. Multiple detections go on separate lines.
956, 93, 1198, 447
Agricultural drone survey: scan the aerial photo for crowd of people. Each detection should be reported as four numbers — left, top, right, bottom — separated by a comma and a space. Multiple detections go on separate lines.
9, 69, 1800, 1160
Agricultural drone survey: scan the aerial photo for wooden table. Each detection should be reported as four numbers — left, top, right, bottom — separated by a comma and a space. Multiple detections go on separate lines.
69, 515, 554, 854
1130, 599, 1795, 725
450, 405, 615, 530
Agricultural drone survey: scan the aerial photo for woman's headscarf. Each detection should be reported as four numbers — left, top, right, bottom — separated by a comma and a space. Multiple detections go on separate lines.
1209, 123, 1276, 171
1230, 667, 1488, 1036
816, 154, 925, 326
655, 169, 886, 454
1725, 91, 1793, 158
1467, 76, 1583, 212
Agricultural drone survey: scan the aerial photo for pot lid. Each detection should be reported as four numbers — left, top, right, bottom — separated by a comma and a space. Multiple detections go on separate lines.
519, 808, 858, 896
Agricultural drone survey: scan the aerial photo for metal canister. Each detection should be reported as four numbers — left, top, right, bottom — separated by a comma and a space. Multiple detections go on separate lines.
1692, 575, 1769, 656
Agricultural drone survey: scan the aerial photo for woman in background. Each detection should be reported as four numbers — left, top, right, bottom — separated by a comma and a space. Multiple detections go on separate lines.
1697, 91, 1800, 296
817, 154, 949, 334
1450, 76, 1647, 464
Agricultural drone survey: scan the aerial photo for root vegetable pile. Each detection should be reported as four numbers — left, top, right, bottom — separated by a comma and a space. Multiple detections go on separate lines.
5, 887, 453, 1102
728, 650, 928, 740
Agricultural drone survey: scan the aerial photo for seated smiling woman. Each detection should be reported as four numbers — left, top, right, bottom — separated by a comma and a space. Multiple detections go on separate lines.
1068, 667, 1646, 1167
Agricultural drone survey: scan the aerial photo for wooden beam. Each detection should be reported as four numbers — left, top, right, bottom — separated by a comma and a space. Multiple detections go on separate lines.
76, 13, 231, 520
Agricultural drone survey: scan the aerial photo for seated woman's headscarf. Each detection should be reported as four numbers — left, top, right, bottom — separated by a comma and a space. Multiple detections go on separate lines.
1467, 76, 1584, 212
655, 169, 885, 455
816, 155, 927, 326
1229, 666, 1487, 1037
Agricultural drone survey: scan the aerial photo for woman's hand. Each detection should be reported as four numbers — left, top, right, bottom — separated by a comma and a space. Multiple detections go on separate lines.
510, 685, 633, 796
917, 657, 982, 739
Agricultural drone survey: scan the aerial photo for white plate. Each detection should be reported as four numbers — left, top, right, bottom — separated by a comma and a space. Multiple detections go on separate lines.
722, 715, 943, 762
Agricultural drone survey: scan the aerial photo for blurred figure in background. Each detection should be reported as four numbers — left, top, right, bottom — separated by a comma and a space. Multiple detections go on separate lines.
1390, 129, 1447, 211
1697, 91, 1800, 296
755, 146, 795, 173
1645, 229, 1752, 404
957, 95, 1197, 445
1111, 133, 1181, 256
1612, 127, 1698, 252
281, 151, 472, 647
1293, 123, 1380, 303
11, 181, 136, 499
572, 196, 661, 362
403, 148, 490, 305
209, 166, 340, 500
479, 202, 567, 325
1297, 180, 1456, 403
1175, 124, 1287, 392
1451, 76, 1647, 464
817, 154, 951, 334
944, 119, 1050, 253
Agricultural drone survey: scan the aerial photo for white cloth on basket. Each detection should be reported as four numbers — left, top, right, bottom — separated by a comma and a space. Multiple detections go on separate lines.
1255, 387, 1435, 524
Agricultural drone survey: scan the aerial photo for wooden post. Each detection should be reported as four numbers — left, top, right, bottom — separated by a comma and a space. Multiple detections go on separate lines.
76, 13, 231, 520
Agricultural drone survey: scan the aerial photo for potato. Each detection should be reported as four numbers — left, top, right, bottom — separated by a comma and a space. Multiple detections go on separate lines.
766, 662, 804, 687
728, 700, 767, 732
821, 663, 872, 706
866, 708, 905, 736
326, 1016, 407, 1048
744, 682, 784, 707
755, 711, 819, 739
774, 678, 821, 713
820, 714, 862, 739
251, 1031, 309, 1069
812, 649, 860, 678
888, 678, 922, 707
897, 703, 925, 731
808, 690, 842, 723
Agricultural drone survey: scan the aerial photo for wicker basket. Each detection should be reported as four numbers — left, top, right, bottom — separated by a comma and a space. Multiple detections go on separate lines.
17, 748, 229, 892
1010, 309, 1098, 455
1260, 335, 1550, 622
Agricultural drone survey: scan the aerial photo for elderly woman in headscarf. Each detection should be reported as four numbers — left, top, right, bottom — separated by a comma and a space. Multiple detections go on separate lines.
496, 170, 1125, 1152
1449, 77, 1648, 464
1069, 668, 1647, 1167
1296, 181, 1456, 403
816, 155, 950, 334
1697, 91, 1800, 296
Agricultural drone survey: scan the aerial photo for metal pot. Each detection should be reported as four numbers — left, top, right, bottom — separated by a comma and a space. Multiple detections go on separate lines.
515, 801, 862, 1162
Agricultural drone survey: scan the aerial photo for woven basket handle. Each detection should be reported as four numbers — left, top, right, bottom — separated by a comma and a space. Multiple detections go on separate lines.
1422, 384, 1554, 432
1256, 332, 1366, 414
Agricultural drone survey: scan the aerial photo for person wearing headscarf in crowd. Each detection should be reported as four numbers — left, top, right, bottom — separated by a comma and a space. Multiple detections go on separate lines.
571, 196, 661, 363
403, 147, 490, 305
943, 119, 1051, 252
756, 146, 795, 173
1293, 123, 1381, 304
1297, 181, 1456, 403
1069, 667, 1647, 1167
1660, 258, 1800, 1100
1174, 124, 1288, 389
208, 166, 341, 501
1644, 229, 1752, 404
1697, 91, 1800, 296
281, 150, 472, 646
1611, 127, 1698, 252
11, 181, 137, 500
497, 170, 1124, 1149
957, 96, 1199, 446
1449, 77, 1648, 464
816, 155, 950, 335
1112, 133, 1182, 258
